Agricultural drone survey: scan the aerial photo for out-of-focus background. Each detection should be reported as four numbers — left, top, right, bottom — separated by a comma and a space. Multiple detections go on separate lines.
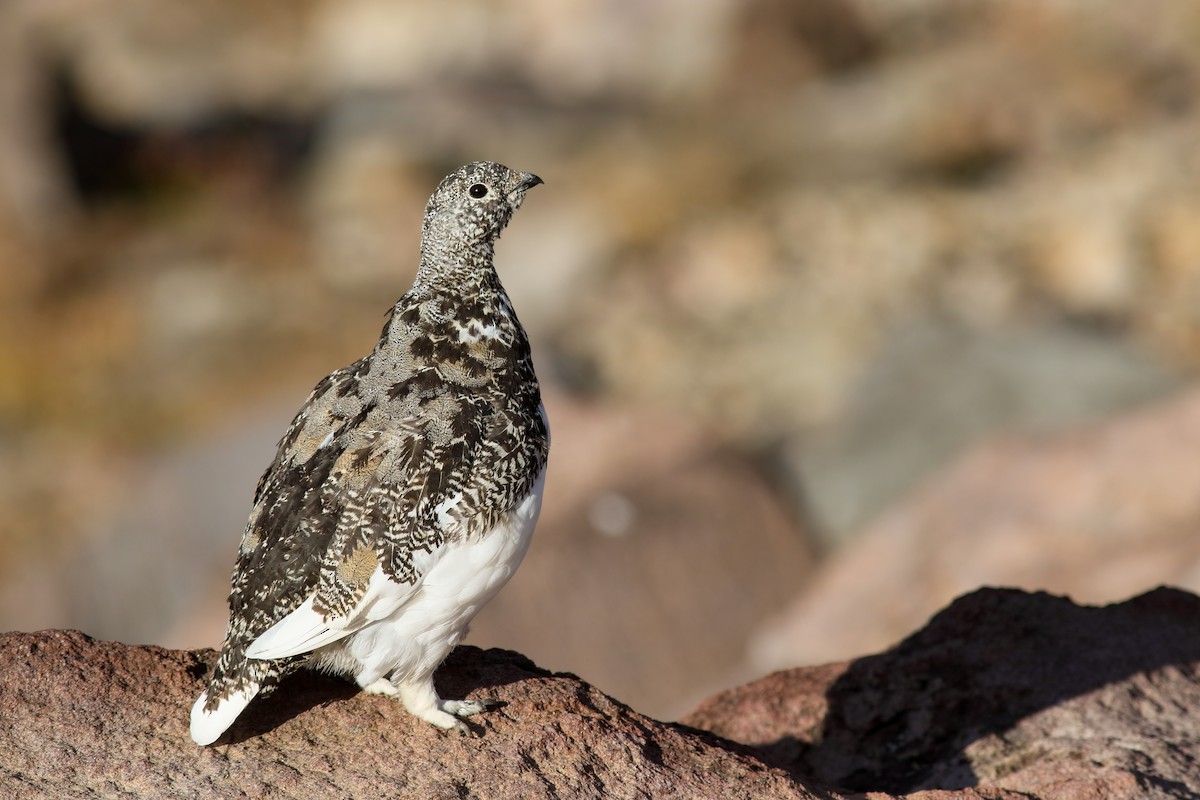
3, 0, 1200, 719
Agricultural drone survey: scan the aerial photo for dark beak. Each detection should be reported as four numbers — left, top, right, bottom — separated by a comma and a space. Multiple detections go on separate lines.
519, 173, 544, 190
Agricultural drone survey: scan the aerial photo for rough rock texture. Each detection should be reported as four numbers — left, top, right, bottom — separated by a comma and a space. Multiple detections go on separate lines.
0, 631, 829, 800
5, 588, 1200, 799
689, 587, 1200, 799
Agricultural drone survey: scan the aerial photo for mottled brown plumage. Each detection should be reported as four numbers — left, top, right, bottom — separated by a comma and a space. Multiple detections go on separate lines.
191, 162, 548, 745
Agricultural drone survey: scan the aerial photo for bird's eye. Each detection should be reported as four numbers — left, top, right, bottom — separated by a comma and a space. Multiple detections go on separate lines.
468, 183, 488, 199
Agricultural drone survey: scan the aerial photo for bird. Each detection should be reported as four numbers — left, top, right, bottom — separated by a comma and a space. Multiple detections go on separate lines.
190, 161, 549, 746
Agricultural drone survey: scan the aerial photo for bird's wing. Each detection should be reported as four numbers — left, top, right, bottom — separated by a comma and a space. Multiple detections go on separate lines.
243, 563, 428, 659
236, 390, 491, 662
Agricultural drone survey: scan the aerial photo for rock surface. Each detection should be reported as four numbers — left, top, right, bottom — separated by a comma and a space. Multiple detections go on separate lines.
688, 587, 1200, 799
5, 588, 1200, 799
0, 630, 826, 800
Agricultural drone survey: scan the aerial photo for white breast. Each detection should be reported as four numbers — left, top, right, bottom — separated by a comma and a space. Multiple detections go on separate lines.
318, 466, 546, 684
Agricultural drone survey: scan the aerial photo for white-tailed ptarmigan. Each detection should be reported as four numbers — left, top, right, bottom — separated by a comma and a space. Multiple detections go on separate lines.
190, 161, 549, 746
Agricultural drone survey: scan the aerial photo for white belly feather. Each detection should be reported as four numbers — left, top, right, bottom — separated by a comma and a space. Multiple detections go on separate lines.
310, 467, 545, 684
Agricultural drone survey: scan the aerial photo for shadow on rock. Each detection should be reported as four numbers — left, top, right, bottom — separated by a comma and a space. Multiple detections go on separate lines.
789, 587, 1200, 792
204, 644, 549, 745
684, 586, 1200, 797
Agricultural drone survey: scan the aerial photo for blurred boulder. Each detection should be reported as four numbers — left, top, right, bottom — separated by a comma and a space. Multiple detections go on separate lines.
753, 384, 1200, 671
469, 387, 814, 719
785, 315, 1181, 543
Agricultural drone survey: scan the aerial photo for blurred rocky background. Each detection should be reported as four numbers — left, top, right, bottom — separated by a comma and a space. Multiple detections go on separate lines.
3, 0, 1200, 719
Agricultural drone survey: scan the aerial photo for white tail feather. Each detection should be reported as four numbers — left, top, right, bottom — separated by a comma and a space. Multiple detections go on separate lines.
190, 685, 260, 746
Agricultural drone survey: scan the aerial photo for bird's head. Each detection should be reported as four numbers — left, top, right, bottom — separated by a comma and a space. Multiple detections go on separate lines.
421, 161, 543, 252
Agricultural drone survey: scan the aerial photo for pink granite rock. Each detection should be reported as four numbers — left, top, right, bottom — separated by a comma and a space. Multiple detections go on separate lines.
689, 587, 1200, 799
0, 631, 830, 800
6, 589, 1198, 798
